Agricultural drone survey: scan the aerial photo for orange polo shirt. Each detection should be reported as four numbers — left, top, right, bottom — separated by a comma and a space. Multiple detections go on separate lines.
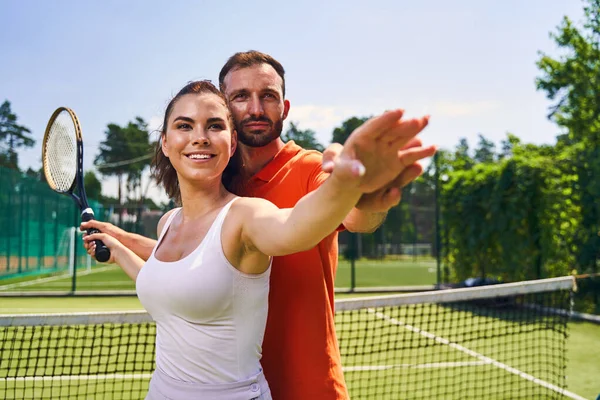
237, 141, 348, 400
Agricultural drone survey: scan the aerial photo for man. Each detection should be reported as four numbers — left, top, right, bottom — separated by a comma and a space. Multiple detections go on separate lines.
82, 50, 435, 399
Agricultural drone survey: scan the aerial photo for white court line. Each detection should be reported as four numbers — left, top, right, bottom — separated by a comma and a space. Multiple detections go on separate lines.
1, 373, 152, 382
369, 309, 589, 400
0, 363, 490, 382
0, 265, 117, 290
30, 281, 134, 287
344, 360, 489, 372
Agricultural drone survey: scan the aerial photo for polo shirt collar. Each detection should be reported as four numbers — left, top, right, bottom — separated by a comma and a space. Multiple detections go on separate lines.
254, 140, 303, 182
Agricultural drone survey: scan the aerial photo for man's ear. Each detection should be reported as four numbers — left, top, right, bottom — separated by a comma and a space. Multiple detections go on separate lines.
282, 99, 291, 121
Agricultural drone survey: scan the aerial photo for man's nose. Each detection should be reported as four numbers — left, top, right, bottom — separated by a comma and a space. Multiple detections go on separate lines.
248, 95, 264, 117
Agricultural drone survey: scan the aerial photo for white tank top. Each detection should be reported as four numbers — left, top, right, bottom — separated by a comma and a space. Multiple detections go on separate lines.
136, 198, 271, 384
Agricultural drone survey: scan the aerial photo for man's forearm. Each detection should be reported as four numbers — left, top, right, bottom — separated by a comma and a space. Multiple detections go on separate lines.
118, 232, 157, 262
343, 208, 387, 233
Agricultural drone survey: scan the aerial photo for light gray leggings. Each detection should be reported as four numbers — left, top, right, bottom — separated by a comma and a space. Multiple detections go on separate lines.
145, 368, 272, 400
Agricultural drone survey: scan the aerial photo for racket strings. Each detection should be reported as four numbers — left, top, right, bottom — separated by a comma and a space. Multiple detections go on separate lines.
44, 111, 78, 192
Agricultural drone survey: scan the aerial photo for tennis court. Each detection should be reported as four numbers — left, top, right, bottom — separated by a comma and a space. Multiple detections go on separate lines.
2, 277, 598, 400
0, 257, 438, 294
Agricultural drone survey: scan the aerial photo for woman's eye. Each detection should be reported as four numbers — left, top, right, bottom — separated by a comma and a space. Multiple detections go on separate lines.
208, 123, 224, 130
177, 123, 192, 130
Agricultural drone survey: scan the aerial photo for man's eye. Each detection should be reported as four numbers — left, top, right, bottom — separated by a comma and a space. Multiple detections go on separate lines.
233, 93, 247, 100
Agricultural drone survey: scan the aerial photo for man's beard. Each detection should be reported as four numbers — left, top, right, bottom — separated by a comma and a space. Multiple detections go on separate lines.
235, 116, 283, 148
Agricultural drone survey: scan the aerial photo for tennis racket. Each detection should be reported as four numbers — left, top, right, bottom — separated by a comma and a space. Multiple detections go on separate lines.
42, 107, 111, 262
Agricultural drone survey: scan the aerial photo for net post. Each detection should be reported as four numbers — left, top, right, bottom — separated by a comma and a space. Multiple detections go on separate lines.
18, 181, 24, 273
38, 193, 44, 272
68, 227, 75, 277
24, 179, 30, 272
434, 151, 442, 287
70, 209, 77, 295
6, 180, 12, 274
53, 196, 59, 269
350, 232, 358, 292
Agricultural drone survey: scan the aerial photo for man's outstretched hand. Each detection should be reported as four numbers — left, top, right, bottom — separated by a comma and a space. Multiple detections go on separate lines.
321, 111, 436, 212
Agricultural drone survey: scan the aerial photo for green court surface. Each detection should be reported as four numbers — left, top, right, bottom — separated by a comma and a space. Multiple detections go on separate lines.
336, 258, 437, 289
0, 258, 437, 294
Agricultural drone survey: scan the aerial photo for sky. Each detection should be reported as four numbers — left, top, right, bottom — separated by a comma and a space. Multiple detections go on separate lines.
0, 0, 585, 204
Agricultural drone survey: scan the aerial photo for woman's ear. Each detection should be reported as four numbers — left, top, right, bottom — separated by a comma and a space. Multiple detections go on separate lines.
161, 134, 169, 158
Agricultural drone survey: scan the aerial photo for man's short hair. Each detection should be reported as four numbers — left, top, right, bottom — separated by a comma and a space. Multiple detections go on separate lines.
219, 50, 286, 97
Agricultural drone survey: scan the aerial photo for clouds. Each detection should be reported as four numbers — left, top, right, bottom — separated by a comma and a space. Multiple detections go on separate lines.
148, 115, 163, 137
284, 100, 501, 148
285, 104, 375, 145
432, 100, 501, 117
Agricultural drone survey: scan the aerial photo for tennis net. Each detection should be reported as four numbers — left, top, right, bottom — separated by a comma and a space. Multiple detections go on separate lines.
0, 276, 578, 399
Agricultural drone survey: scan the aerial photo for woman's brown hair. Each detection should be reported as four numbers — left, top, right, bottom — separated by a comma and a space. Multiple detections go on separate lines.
152, 80, 239, 204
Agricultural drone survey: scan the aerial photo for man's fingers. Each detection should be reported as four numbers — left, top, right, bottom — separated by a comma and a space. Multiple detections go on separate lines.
322, 143, 343, 172
384, 116, 430, 147
381, 187, 402, 208
397, 145, 437, 170
402, 137, 422, 150
392, 163, 424, 189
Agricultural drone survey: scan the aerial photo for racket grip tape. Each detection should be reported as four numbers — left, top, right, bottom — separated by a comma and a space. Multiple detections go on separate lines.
81, 210, 112, 263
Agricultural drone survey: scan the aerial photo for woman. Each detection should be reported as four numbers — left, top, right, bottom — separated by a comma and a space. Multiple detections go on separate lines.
84, 80, 395, 399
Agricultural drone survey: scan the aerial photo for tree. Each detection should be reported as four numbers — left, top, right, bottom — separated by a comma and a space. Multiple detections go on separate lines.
536, 0, 600, 271
0, 100, 34, 170
24, 167, 41, 180
281, 122, 324, 152
473, 134, 496, 164
95, 117, 152, 206
123, 117, 153, 202
95, 123, 130, 205
84, 171, 102, 200
331, 116, 370, 145
453, 138, 474, 170
499, 134, 520, 160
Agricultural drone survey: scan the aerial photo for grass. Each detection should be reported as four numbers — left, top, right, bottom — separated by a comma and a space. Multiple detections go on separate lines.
0, 258, 438, 294
565, 321, 600, 400
336, 258, 437, 288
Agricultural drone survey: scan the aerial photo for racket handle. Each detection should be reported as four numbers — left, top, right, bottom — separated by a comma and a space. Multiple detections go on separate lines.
82, 210, 112, 263
87, 228, 111, 262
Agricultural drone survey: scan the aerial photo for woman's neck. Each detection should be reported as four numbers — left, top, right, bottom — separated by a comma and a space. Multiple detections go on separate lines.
178, 179, 232, 220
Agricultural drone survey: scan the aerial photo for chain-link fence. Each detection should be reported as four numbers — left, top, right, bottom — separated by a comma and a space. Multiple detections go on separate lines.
0, 167, 90, 280
336, 178, 439, 291
0, 163, 598, 316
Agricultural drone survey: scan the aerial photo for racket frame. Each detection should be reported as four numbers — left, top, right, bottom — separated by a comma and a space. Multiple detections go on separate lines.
42, 107, 110, 262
